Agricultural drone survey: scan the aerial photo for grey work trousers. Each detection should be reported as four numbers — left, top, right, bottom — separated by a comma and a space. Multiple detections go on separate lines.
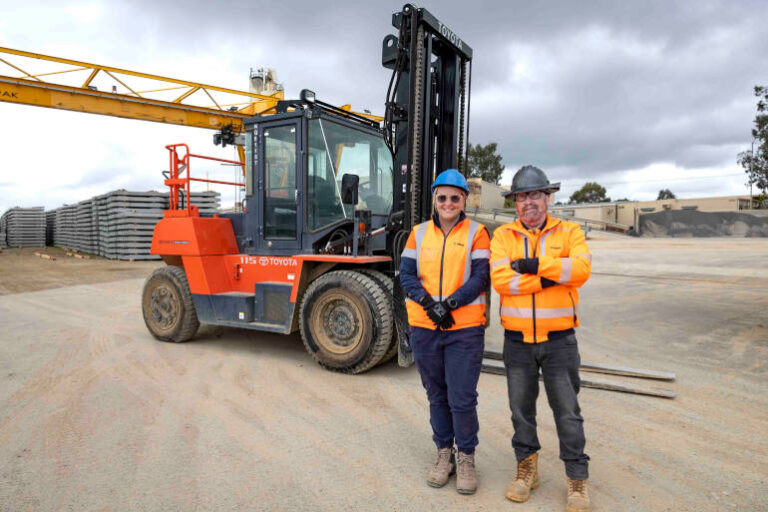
503, 333, 590, 480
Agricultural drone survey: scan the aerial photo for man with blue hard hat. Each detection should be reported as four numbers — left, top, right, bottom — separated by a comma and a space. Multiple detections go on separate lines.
399, 168, 490, 495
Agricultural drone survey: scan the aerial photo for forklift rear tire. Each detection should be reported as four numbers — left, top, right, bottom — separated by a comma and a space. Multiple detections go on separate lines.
142, 265, 199, 343
299, 270, 392, 374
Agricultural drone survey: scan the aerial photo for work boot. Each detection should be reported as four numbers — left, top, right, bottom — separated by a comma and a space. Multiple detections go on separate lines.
505, 453, 539, 502
566, 478, 590, 512
456, 451, 477, 495
427, 447, 455, 488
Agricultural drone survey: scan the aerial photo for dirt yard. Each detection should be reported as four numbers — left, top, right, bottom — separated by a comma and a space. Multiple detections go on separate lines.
0, 247, 161, 295
0, 238, 766, 511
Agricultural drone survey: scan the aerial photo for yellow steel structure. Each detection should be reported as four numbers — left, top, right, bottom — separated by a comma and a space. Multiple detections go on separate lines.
0, 46, 383, 136
0, 46, 285, 133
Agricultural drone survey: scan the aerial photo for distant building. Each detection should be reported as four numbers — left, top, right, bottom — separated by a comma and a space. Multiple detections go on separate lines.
466, 178, 509, 210
549, 195, 757, 229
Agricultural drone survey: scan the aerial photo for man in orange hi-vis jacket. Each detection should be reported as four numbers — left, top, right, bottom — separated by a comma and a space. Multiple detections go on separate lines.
490, 165, 592, 512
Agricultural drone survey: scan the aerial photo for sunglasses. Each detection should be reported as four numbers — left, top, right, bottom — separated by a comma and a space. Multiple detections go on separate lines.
515, 190, 546, 201
436, 194, 463, 204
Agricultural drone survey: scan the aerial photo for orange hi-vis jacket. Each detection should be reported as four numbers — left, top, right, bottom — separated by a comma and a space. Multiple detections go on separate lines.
490, 215, 592, 343
402, 217, 490, 330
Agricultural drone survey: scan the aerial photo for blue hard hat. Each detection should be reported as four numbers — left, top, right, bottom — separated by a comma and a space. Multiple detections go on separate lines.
431, 168, 469, 194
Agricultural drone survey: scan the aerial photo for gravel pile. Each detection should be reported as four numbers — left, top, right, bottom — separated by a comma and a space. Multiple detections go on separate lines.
639, 210, 768, 237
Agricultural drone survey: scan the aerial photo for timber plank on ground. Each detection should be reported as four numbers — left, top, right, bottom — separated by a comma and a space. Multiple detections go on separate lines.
480, 360, 676, 399
483, 350, 676, 381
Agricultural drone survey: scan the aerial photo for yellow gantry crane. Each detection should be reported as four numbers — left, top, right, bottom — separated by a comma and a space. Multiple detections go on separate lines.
0, 46, 381, 165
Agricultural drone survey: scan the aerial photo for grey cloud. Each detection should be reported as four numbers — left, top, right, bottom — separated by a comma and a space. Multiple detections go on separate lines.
7, 0, 766, 201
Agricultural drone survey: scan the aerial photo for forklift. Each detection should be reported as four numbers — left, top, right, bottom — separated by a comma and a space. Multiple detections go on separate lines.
142, 4, 473, 374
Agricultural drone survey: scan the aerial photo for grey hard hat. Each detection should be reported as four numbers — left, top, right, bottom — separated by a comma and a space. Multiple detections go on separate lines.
502, 165, 561, 198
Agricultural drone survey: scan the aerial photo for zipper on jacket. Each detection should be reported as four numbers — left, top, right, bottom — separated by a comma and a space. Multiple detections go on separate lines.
438, 219, 461, 301
525, 238, 537, 343
515, 218, 559, 344
568, 290, 577, 323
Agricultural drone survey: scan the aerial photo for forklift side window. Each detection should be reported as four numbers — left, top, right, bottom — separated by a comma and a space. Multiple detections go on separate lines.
264, 125, 297, 239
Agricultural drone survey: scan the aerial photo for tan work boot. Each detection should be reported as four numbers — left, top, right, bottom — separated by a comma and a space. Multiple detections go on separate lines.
505, 453, 539, 502
456, 451, 477, 494
566, 477, 590, 511
427, 447, 455, 488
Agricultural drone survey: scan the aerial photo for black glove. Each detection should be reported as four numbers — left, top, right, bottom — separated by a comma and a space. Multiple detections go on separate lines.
437, 301, 456, 330
419, 295, 454, 329
510, 258, 539, 274
540, 277, 557, 288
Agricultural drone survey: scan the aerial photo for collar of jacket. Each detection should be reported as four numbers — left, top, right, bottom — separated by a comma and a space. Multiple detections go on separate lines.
509, 214, 561, 236
431, 210, 467, 232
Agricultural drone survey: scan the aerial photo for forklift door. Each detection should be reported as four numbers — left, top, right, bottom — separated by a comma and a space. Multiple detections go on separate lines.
256, 119, 303, 252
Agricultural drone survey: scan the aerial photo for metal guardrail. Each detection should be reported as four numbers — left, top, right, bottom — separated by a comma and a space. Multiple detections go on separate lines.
467, 207, 631, 233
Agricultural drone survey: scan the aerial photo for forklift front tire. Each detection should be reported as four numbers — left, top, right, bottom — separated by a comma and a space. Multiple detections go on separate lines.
142, 265, 200, 343
299, 270, 393, 374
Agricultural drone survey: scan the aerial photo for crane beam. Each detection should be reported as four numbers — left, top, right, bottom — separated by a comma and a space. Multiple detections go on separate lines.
0, 75, 249, 131
0, 45, 381, 135
0, 46, 281, 102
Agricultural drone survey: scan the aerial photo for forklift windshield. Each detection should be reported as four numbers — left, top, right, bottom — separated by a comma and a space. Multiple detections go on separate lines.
307, 118, 393, 231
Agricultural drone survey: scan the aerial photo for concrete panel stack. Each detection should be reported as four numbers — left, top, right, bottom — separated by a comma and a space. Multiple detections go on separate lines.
73, 199, 98, 253
0, 207, 46, 247
39, 189, 220, 259
92, 189, 221, 260
0, 214, 7, 249
53, 204, 78, 249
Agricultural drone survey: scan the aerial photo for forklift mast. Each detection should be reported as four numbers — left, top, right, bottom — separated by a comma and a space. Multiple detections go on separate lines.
382, 4, 473, 366
382, 4, 473, 233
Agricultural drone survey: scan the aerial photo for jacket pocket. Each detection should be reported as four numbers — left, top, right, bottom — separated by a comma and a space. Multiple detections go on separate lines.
568, 291, 577, 322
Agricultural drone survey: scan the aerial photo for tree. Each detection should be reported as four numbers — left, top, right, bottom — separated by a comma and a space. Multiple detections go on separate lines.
738, 85, 768, 198
657, 189, 676, 200
569, 182, 610, 204
466, 142, 504, 185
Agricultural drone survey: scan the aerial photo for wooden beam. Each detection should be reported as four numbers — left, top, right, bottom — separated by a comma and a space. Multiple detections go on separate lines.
578, 376, 677, 399
480, 360, 676, 399
483, 350, 675, 382
580, 361, 675, 382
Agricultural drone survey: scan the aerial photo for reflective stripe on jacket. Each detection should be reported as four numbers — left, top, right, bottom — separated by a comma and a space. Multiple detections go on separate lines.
490, 215, 591, 343
402, 217, 489, 330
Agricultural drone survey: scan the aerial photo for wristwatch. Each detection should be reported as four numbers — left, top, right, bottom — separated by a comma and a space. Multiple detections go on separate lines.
445, 297, 459, 310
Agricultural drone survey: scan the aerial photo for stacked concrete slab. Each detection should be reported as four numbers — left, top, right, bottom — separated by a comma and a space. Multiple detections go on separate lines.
0, 207, 45, 248
74, 200, 98, 254
93, 190, 220, 260
0, 216, 6, 249
42, 189, 221, 260
51, 204, 78, 250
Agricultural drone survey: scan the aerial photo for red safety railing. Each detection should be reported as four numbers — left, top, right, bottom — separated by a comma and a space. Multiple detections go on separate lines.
163, 143, 244, 217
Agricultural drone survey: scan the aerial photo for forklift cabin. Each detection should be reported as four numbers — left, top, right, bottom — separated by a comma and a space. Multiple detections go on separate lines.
228, 92, 395, 257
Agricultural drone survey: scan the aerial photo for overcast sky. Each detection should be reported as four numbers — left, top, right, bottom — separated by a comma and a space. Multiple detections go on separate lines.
1, 0, 766, 213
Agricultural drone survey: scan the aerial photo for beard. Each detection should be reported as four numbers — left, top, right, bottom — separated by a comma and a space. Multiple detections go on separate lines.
519, 205, 546, 226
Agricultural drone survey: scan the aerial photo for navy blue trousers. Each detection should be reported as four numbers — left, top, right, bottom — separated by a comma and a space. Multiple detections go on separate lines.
504, 333, 590, 479
410, 325, 485, 454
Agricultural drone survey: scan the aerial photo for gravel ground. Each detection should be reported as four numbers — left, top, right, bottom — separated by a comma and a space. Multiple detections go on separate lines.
0, 237, 766, 511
